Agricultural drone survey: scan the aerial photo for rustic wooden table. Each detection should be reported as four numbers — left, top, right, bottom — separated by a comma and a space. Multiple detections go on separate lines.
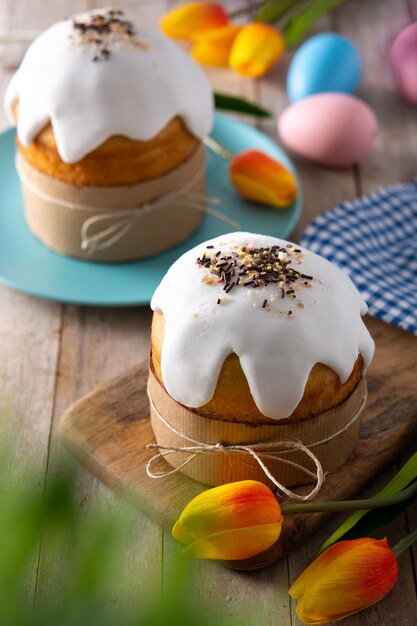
0, 1, 416, 624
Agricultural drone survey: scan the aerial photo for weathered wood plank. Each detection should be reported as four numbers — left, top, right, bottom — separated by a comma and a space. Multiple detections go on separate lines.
400, 449, 417, 597
406, 0, 417, 20
0, 70, 12, 127
0, 55, 63, 606
0, 64, 62, 612
0, 288, 62, 503
0, 289, 62, 478
35, 305, 163, 615
340, 0, 417, 191
163, 539, 291, 626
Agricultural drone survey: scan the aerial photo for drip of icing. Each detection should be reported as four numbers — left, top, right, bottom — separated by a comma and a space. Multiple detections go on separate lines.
151, 232, 375, 420
4, 8, 213, 163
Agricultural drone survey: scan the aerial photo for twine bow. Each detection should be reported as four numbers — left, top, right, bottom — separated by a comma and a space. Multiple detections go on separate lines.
16, 159, 240, 254
146, 387, 327, 501
80, 179, 240, 253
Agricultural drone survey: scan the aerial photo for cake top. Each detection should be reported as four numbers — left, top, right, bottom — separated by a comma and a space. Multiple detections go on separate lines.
151, 232, 375, 420
4, 8, 213, 163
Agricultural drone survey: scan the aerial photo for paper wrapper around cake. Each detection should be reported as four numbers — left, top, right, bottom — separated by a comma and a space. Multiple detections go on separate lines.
17, 144, 205, 263
148, 366, 367, 488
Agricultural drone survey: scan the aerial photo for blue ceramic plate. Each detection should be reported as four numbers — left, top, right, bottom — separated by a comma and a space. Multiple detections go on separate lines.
0, 113, 302, 306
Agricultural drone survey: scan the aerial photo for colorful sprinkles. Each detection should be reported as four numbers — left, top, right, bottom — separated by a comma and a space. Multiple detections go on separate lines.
71, 8, 148, 61
196, 242, 314, 314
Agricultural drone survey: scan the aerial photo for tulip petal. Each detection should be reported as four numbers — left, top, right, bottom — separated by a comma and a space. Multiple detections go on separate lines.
171, 519, 196, 546
289, 538, 368, 601
229, 23, 285, 78
181, 522, 282, 560
230, 150, 297, 209
160, 2, 228, 42
192, 25, 241, 67
173, 481, 282, 542
290, 538, 399, 625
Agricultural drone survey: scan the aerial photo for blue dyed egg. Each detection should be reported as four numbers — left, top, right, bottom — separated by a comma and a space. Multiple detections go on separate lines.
287, 33, 362, 103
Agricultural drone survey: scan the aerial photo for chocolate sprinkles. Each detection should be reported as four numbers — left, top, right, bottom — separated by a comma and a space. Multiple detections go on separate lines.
71, 9, 148, 61
196, 243, 314, 311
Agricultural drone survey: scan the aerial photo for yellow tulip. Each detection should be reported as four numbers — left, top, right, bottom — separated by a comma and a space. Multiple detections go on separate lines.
289, 538, 399, 624
229, 149, 298, 209
192, 25, 241, 67
172, 480, 283, 560
160, 2, 228, 42
229, 22, 286, 77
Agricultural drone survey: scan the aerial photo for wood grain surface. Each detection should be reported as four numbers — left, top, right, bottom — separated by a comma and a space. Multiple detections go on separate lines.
1, 0, 417, 624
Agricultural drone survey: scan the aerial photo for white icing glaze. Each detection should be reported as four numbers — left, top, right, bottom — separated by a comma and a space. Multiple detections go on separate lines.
4, 8, 213, 163
151, 232, 375, 420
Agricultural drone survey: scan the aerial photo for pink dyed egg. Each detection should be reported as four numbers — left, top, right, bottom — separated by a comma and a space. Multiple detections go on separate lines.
390, 23, 417, 104
278, 93, 378, 167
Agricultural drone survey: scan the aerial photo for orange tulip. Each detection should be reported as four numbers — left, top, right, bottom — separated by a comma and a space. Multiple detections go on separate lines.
289, 538, 399, 624
229, 23, 286, 77
160, 2, 228, 41
230, 150, 298, 209
172, 480, 283, 560
192, 25, 241, 67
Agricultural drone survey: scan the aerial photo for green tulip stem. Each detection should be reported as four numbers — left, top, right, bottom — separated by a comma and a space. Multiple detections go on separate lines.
203, 137, 233, 161
0, 31, 39, 44
229, 2, 266, 19
281, 480, 417, 515
392, 527, 417, 557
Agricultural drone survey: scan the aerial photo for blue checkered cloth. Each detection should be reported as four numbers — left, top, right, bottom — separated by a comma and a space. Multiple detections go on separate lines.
300, 181, 417, 336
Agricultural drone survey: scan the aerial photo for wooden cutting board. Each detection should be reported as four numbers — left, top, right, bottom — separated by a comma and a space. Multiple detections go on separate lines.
59, 316, 417, 571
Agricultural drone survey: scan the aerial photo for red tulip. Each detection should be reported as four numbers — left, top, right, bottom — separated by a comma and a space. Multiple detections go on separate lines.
229, 23, 286, 77
191, 25, 241, 67
289, 538, 399, 624
160, 2, 228, 42
230, 150, 298, 209
172, 480, 283, 560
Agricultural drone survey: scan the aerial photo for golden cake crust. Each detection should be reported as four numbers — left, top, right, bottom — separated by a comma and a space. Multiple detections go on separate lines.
150, 310, 363, 424
13, 102, 198, 186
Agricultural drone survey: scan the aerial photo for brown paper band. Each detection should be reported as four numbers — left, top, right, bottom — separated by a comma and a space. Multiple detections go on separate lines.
17, 144, 206, 262
148, 369, 367, 489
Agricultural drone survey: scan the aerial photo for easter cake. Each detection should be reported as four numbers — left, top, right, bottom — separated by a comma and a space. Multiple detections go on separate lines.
4, 8, 213, 262
148, 232, 375, 487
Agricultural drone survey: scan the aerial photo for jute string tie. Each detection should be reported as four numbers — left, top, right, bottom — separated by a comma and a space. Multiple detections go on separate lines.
146, 386, 367, 501
16, 160, 240, 253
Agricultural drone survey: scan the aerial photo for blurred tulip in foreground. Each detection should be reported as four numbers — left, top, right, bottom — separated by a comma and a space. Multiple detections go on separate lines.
229, 23, 286, 77
172, 480, 283, 560
160, 2, 228, 41
192, 25, 241, 67
230, 149, 298, 209
289, 537, 398, 624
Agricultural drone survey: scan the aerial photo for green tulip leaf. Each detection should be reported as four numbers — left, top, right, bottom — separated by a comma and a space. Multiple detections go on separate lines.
214, 92, 272, 118
319, 451, 417, 553
284, 0, 349, 48
339, 481, 417, 543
